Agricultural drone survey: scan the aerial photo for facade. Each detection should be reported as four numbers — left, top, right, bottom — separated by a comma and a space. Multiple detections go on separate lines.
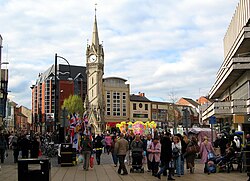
15, 106, 29, 132
202, 0, 250, 133
130, 93, 151, 122
4, 99, 17, 132
0, 35, 9, 130
31, 64, 87, 132
103, 77, 130, 130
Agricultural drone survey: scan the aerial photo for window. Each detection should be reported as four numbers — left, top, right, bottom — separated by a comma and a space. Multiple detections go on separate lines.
145, 104, 148, 110
139, 103, 143, 108
133, 103, 136, 110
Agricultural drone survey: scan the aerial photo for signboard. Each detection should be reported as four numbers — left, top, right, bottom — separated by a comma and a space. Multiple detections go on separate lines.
46, 113, 54, 122
209, 116, 216, 124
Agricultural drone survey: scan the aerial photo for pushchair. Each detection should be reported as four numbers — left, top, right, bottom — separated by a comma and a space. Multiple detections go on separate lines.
130, 151, 144, 173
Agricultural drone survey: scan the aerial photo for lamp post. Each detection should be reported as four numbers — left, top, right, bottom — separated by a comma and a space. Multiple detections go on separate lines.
54, 53, 72, 133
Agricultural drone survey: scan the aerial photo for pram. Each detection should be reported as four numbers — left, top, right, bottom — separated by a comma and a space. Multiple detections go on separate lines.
211, 151, 243, 173
130, 151, 144, 173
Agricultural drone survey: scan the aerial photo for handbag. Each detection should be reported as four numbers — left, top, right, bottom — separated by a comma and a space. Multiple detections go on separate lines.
172, 146, 179, 158
205, 145, 215, 160
207, 151, 215, 160
186, 144, 200, 153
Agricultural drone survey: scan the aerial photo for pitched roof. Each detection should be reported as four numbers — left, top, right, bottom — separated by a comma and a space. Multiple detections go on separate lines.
130, 94, 151, 102
181, 97, 200, 107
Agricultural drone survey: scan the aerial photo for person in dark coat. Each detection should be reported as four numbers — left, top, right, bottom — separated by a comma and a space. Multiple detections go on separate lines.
0, 133, 7, 163
11, 133, 19, 163
94, 134, 103, 165
19, 134, 30, 158
30, 136, 40, 158
185, 136, 199, 173
156, 133, 175, 180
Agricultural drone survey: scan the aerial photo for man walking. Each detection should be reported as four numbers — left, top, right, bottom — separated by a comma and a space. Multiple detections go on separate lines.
114, 133, 129, 175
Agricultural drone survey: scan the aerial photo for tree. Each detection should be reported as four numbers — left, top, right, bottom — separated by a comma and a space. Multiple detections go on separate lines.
62, 95, 84, 116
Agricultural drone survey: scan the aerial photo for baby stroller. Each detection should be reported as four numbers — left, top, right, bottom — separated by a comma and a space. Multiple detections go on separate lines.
130, 151, 144, 173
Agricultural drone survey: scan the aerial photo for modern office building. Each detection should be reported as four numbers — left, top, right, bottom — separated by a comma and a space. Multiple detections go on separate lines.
202, 0, 250, 133
31, 64, 87, 132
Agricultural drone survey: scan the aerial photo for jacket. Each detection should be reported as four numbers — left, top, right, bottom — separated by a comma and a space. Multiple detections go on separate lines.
114, 138, 129, 156
148, 142, 161, 162
130, 140, 144, 152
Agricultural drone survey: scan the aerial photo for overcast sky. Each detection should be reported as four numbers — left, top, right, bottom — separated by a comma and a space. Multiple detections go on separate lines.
0, 0, 239, 109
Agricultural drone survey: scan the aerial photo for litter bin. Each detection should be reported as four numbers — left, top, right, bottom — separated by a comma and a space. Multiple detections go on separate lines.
18, 158, 51, 181
61, 143, 73, 166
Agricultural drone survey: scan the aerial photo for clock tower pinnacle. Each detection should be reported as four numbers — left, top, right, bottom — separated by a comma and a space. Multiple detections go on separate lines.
86, 6, 105, 134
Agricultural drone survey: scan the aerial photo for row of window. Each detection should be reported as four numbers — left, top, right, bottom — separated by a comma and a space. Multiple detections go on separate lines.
106, 91, 127, 117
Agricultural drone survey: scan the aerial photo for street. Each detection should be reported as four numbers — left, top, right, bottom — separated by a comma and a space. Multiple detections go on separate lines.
0, 149, 249, 181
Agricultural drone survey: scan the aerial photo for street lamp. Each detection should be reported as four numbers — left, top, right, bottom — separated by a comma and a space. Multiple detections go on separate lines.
54, 53, 72, 133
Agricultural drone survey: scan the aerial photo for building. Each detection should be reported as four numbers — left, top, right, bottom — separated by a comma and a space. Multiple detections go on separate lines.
85, 11, 130, 134
202, 0, 250, 133
130, 93, 151, 123
4, 99, 17, 132
0, 35, 9, 130
103, 77, 130, 130
31, 64, 87, 132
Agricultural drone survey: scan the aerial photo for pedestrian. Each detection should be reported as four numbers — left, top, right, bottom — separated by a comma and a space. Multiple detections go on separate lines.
148, 136, 161, 177
199, 136, 215, 174
81, 135, 93, 171
110, 136, 118, 167
105, 133, 112, 154
0, 133, 7, 163
156, 132, 175, 180
19, 134, 30, 158
114, 133, 129, 175
130, 135, 144, 170
11, 133, 19, 163
185, 136, 199, 173
172, 135, 182, 177
30, 136, 40, 158
94, 134, 103, 165
146, 134, 152, 172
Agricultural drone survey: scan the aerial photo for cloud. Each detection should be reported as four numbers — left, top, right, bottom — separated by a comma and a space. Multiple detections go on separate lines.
0, 0, 239, 108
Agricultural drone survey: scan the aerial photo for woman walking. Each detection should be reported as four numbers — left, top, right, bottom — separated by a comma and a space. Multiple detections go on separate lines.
148, 137, 161, 177
199, 136, 215, 174
172, 136, 182, 177
185, 136, 199, 173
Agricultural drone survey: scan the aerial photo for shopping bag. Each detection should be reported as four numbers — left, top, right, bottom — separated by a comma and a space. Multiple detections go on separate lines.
168, 160, 175, 169
38, 149, 42, 157
90, 155, 94, 168
78, 154, 84, 164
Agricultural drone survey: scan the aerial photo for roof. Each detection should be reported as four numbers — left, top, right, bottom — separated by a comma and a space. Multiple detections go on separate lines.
130, 94, 151, 102
103, 77, 127, 82
181, 97, 200, 108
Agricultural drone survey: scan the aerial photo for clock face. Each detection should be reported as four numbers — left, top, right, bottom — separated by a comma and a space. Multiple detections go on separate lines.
89, 54, 97, 62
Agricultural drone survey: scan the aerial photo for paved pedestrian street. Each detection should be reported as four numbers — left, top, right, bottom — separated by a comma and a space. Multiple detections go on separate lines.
0, 150, 249, 181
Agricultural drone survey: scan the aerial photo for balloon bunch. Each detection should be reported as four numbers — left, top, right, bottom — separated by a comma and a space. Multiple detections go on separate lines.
116, 121, 157, 135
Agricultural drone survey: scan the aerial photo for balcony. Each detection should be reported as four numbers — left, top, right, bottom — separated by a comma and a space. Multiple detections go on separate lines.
202, 99, 248, 121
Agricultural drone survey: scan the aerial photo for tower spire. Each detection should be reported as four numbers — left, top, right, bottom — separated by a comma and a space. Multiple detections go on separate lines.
92, 3, 99, 47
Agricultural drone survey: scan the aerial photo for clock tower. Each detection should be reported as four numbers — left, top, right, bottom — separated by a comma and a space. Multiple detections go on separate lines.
86, 9, 105, 134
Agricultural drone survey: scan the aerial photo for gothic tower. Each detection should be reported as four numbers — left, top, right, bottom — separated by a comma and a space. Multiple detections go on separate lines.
86, 9, 105, 134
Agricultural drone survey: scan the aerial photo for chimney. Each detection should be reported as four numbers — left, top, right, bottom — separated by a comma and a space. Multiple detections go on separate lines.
138, 92, 145, 97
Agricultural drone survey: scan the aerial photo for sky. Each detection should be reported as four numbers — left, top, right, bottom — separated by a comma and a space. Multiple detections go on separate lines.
0, 0, 239, 109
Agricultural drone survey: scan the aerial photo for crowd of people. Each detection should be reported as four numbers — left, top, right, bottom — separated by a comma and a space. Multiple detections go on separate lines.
0, 128, 249, 180
79, 129, 250, 180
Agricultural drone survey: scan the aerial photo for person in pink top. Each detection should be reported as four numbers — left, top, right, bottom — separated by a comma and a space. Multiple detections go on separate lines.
199, 136, 215, 174
105, 133, 112, 154
147, 137, 161, 177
